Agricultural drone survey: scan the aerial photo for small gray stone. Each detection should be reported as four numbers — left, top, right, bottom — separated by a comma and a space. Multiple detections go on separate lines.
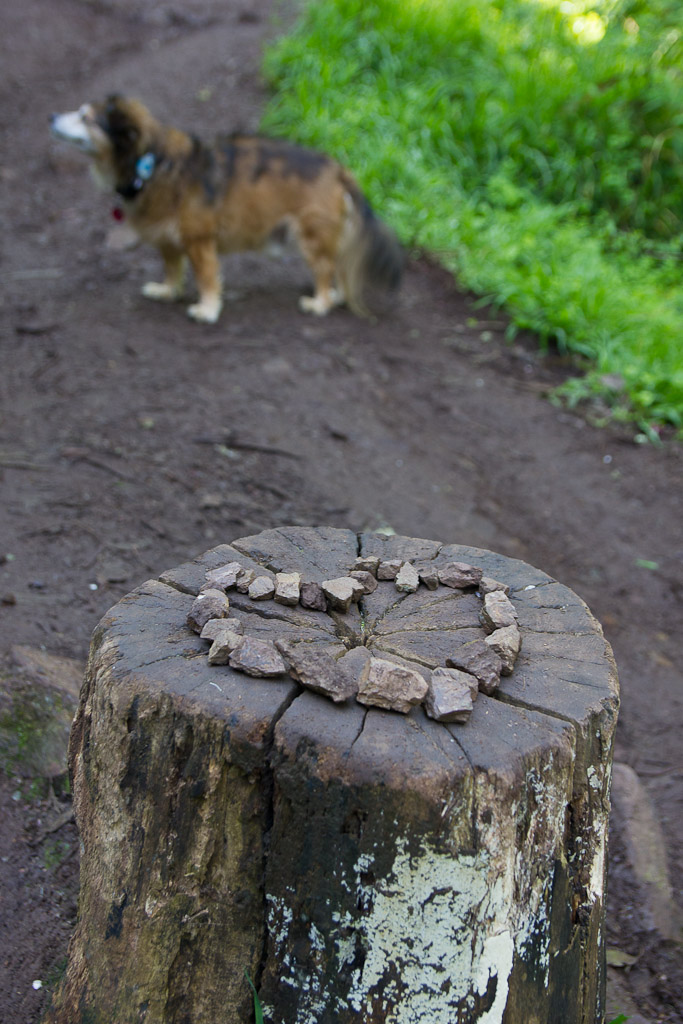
354, 555, 380, 576
418, 567, 439, 591
349, 570, 378, 595
322, 577, 364, 613
480, 591, 518, 633
299, 580, 327, 612
207, 631, 244, 665
395, 562, 420, 594
204, 560, 243, 590
438, 561, 483, 589
425, 667, 477, 723
249, 576, 276, 601
228, 637, 286, 677
187, 589, 229, 633
274, 571, 301, 606
446, 640, 502, 696
479, 576, 510, 597
276, 641, 356, 703
337, 646, 373, 685
236, 568, 257, 593
377, 559, 403, 581
200, 618, 244, 642
356, 657, 428, 713
485, 624, 521, 675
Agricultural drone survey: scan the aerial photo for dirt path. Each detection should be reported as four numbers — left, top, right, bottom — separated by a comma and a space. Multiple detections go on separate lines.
1, 2, 681, 1021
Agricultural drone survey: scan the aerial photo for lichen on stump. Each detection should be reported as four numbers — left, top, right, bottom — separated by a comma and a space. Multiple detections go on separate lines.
47, 526, 619, 1024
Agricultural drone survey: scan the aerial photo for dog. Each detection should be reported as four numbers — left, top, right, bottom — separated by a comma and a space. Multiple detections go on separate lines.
50, 95, 403, 323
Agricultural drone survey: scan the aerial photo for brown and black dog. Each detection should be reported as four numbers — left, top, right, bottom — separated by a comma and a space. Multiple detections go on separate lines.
50, 95, 402, 323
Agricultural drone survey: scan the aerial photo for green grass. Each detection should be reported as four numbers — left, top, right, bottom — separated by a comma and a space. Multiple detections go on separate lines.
262, 0, 683, 432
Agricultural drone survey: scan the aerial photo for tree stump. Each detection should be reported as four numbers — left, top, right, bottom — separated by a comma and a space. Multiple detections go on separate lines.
48, 527, 619, 1024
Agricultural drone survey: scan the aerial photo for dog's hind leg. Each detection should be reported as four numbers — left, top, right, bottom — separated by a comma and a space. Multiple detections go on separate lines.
295, 211, 343, 316
185, 239, 223, 324
142, 246, 187, 303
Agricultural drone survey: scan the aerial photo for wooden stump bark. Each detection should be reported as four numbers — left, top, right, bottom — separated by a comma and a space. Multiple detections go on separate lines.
47, 527, 619, 1024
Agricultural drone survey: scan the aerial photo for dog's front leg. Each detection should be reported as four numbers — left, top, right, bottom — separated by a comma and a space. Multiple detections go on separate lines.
185, 239, 222, 324
142, 246, 186, 303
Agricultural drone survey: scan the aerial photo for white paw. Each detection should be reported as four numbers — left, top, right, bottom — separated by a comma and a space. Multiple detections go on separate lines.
142, 281, 178, 302
187, 299, 222, 324
299, 294, 332, 316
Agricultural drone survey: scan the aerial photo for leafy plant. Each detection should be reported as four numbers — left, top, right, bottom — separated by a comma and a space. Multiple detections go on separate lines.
262, 0, 683, 431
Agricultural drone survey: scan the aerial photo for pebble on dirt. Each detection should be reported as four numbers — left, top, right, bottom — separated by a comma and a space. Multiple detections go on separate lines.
200, 617, 244, 641
236, 568, 257, 593
425, 666, 478, 723
446, 640, 502, 696
187, 589, 230, 633
480, 590, 518, 633
274, 571, 301, 606
377, 559, 403, 581
356, 656, 429, 713
276, 640, 356, 702
395, 562, 420, 593
208, 630, 244, 665
485, 623, 521, 674
438, 561, 483, 589
299, 580, 327, 611
479, 576, 511, 596
354, 555, 380, 576
248, 576, 276, 601
417, 566, 439, 591
228, 637, 286, 677
348, 570, 378, 595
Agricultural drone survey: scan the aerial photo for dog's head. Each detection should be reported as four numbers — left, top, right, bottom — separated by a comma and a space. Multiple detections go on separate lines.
50, 95, 159, 193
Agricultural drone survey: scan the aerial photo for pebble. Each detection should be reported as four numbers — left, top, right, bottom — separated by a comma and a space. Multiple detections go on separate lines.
236, 568, 257, 593
479, 576, 511, 596
322, 577, 364, 613
377, 559, 403, 581
356, 657, 428, 713
274, 571, 301, 606
276, 641, 356, 703
200, 618, 244, 641
438, 561, 483, 589
248, 576, 276, 601
187, 589, 230, 633
354, 555, 380, 576
395, 562, 420, 593
299, 580, 327, 612
228, 637, 286, 677
418, 567, 439, 591
425, 667, 477, 723
480, 590, 518, 633
485, 624, 521, 675
208, 630, 244, 665
446, 640, 502, 696
349, 570, 378, 595
204, 560, 243, 590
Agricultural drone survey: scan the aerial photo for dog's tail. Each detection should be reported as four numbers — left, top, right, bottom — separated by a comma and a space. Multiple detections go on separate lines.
337, 171, 403, 317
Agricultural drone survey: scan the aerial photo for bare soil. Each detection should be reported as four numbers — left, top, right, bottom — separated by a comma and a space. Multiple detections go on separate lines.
0, 1, 681, 1021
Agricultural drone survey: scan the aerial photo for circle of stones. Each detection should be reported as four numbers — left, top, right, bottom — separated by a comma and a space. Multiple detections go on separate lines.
186, 555, 522, 725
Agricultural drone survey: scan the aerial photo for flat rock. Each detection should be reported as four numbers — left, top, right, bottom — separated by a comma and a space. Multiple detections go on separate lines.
229, 637, 286, 677
204, 560, 243, 590
377, 559, 403, 581
438, 561, 483, 589
208, 631, 244, 665
276, 641, 356, 703
322, 577, 364, 613
425, 667, 477, 723
249, 576, 276, 601
479, 576, 510, 596
299, 580, 327, 612
417, 566, 439, 591
187, 589, 230, 632
480, 590, 518, 632
200, 617, 244, 641
348, 570, 378, 595
274, 572, 301, 606
356, 656, 429, 713
446, 640, 502, 696
395, 562, 420, 593
485, 623, 521, 674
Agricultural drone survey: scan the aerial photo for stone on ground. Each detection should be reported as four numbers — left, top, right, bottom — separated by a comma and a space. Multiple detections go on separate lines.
485, 623, 522, 674
228, 637, 286, 677
356, 656, 428, 713
438, 561, 483, 589
274, 572, 301, 606
446, 640, 502, 696
395, 562, 420, 593
480, 590, 518, 632
187, 589, 230, 633
425, 667, 477, 723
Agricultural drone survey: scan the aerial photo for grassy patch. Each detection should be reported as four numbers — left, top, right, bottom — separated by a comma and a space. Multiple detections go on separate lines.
262, 0, 683, 431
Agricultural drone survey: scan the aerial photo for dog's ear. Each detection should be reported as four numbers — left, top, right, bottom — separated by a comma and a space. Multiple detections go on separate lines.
104, 95, 139, 144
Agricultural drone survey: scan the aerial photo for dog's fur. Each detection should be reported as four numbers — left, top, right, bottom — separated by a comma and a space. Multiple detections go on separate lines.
50, 95, 402, 322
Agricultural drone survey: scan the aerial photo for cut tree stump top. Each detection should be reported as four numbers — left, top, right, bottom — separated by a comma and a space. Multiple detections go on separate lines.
55, 526, 619, 1024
